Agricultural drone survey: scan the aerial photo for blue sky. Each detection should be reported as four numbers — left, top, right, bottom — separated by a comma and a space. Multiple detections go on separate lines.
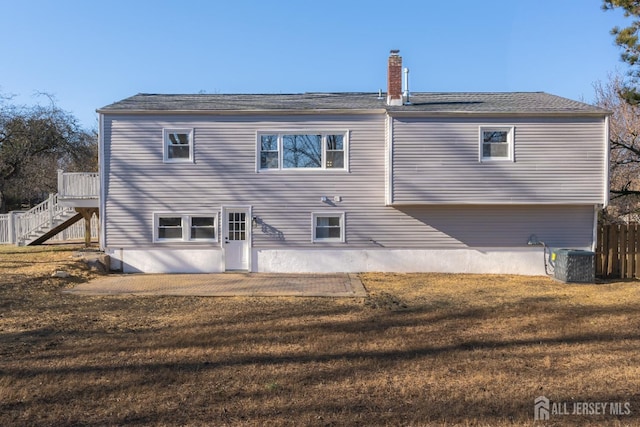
0, 0, 630, 129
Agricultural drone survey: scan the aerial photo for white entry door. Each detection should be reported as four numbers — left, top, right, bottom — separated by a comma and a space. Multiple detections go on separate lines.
223, 207, 250, 271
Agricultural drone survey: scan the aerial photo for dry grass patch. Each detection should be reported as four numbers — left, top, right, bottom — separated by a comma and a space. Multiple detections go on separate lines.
0, 246, 639, 426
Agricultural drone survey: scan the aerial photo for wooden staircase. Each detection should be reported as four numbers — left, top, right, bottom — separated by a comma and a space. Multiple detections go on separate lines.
16, 194, 83, 246
6, 171, 100, 246
24, 211, 84, 245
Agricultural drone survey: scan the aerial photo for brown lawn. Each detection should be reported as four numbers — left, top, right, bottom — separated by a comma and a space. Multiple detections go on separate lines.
0, 244, 639, 426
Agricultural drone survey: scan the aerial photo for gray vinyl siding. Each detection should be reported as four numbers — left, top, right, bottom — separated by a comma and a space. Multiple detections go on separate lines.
391, 116, 606, 204
102, 113, 597, 250
102, 114, 385, 248
388, 205, 594, 249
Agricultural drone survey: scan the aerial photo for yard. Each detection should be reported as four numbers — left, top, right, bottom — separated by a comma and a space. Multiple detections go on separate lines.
0, 245, 639, 426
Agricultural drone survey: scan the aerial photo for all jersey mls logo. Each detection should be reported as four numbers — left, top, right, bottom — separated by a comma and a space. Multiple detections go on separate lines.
534, 395, 631, 421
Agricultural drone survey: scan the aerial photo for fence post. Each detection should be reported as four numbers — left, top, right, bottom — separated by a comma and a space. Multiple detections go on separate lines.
627, 224, 635, 279
635, 224, 640, 278
596, 224, 603, 277
618, 225, 629, 279
8, 212, 16, 244
48, 193, 55, 230
57, 169, 64, 196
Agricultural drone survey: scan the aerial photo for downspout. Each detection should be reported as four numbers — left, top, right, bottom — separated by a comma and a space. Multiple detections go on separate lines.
385, 113, 394, 206
98, 112, 106, 251
592, 206, 598, 253
603, 115, 610, 209
594, 115, 611, 252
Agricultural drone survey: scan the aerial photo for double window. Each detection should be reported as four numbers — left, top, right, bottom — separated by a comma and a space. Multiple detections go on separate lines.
154, 213, 217, 242
479, 126, 514, 162
311, 212, 345, 243
163, 128, 194, 163
258, 132, 348, 170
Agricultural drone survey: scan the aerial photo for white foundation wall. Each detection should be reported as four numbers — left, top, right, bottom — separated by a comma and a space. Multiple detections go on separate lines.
106, 248, 223, 273
106, 247, 588, 275
255, 248, 558, 276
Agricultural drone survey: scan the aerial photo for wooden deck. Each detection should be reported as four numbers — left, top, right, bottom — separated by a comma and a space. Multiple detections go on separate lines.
57, 170, 99, 208
5, 170, 100, 245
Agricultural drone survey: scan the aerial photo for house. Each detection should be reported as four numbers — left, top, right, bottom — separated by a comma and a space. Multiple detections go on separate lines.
96, 50, 610, 275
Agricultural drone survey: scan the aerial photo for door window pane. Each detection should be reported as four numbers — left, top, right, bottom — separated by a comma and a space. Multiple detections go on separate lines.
228, 212, 246, 240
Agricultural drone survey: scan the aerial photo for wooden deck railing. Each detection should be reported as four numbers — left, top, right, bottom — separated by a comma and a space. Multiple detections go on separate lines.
57, 169, 99, 199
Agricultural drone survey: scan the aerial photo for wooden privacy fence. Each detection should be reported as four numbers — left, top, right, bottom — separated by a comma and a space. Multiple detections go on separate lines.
596, 223, 640, 279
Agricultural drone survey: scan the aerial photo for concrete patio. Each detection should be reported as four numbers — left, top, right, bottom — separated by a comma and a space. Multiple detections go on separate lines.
64, 272, 368, 297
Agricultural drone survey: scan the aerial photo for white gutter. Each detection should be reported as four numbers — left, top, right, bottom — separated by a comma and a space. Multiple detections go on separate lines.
95, 109, 386, 116
388, 111, 611, 118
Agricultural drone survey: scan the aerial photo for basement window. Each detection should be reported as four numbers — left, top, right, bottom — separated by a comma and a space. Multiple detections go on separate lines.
163, 128, 194, 163
154, 213, 218, 242
311, 212, 345, 243
157, 216, 183, 240
479, 126, 514, 162
190, 216, 216, 240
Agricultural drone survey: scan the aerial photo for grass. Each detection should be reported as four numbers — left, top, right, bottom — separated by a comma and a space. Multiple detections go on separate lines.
0, 244, 639, 426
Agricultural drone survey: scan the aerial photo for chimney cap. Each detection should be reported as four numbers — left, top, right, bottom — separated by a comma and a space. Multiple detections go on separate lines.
390, 49, 400, 55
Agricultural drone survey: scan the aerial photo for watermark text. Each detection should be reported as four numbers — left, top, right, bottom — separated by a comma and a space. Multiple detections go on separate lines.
534, 396, 631, 421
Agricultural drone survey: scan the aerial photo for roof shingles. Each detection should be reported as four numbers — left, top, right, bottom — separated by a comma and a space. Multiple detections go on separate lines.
98, 92, 609, 115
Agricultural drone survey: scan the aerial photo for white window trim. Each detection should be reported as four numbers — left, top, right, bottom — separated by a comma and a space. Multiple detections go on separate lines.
153, 212, 218, 243
478, 126, 515, 162
163, 128, 194, 163
311, 211, 345, 243
256, 131, 349, 172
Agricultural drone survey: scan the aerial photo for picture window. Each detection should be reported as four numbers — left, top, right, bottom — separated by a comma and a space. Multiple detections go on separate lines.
258, 132, 348, 171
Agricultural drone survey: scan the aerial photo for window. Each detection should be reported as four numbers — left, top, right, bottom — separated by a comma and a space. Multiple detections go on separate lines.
283, 134, 322, 168
158, 216, 183, 240
190, 216, 216, 239
154, 213, 217, 242
258, 132, 348, 170
479, 126, 514, 161
164, 128, 194, 162
312, 212, 345, 243
260, 135, 279, 169
325, 134, 345, 168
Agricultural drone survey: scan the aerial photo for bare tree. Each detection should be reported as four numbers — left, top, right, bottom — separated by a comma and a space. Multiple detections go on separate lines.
595, 74, 640, 222
603, 0, 640, 104
0, 95, 97, 212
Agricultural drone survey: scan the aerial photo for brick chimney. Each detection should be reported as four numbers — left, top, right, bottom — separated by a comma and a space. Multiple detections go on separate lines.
387, 50, 403, 106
